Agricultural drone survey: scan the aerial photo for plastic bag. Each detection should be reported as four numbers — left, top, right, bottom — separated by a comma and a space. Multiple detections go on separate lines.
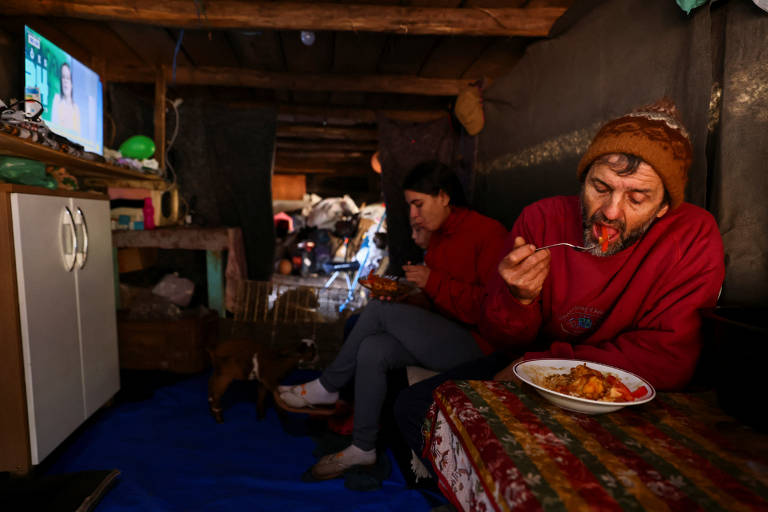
307, 195, 359, 230
152, 273, 195, 307
0, 156, 57, 189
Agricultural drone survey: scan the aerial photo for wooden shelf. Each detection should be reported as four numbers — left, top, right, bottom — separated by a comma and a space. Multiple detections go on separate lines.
0, 132, 163, 182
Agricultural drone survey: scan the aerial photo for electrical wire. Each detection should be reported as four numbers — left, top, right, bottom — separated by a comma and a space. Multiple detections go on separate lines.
163, 97, 180, 188
172, 29, 184, 84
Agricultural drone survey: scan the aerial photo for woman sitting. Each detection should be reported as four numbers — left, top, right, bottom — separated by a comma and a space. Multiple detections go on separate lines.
278, 160, 507, 480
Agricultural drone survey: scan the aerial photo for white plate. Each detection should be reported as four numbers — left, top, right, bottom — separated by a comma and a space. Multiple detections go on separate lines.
513, 359, 656, 414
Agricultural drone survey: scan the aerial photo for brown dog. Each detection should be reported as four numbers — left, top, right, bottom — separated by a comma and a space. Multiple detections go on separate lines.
207, 337, 317, 422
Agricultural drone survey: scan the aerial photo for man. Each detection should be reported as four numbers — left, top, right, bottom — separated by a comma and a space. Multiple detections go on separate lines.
394, 99, 725, 462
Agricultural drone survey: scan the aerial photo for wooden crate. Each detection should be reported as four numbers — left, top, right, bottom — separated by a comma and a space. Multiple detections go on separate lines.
117, 310, 218, 373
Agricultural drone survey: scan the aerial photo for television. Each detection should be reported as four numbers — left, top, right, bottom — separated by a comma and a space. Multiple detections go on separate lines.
24, 25, 104, 155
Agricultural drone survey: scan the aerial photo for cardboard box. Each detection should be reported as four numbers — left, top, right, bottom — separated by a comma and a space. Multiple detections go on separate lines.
117, 247, 158, 273
117, 310, 218, 373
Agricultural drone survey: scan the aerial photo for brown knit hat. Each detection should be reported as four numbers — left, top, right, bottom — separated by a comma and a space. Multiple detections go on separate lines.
577, 98, 693, 208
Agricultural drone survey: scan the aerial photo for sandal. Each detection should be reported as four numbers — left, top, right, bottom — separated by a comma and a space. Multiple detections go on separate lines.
273, 387, 337, 415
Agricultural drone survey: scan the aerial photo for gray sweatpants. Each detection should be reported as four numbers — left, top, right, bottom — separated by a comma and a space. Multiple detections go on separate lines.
319, 300, 484, 451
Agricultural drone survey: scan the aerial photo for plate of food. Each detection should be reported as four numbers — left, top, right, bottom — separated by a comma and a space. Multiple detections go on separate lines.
358, 272, 417, 299
513, 359, 655, 414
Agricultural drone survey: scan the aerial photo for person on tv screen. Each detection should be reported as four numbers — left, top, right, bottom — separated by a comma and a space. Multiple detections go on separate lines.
51, 62, 81, 133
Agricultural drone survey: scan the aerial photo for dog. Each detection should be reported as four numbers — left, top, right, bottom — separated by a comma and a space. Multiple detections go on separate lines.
207, 337, 317, 422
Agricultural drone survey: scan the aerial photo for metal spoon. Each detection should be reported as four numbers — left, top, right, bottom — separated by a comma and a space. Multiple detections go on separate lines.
535, 242, 598, 252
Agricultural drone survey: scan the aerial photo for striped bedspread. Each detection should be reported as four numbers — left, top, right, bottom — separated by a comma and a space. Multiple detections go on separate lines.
423, 380, 768, 512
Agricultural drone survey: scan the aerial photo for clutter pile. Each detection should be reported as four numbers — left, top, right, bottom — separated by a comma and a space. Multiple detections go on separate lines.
273, 194, 388, 283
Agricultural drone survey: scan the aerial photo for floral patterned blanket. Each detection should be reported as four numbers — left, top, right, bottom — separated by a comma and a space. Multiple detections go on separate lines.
423, 380, 768, 512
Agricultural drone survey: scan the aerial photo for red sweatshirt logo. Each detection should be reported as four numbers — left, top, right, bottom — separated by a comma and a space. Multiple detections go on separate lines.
560, 306, 604, 337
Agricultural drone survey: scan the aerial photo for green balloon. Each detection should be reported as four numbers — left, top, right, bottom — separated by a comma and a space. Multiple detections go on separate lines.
119, 135, 156, 159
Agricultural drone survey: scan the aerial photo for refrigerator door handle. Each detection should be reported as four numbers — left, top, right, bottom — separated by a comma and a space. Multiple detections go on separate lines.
76, 206, 89, 270
62, 206, 78, 272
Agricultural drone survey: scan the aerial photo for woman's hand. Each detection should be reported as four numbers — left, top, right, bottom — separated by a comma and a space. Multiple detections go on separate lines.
403, 263, 431, 289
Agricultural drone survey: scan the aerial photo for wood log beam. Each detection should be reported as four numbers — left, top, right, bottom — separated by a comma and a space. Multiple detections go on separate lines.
105, 66, 471, 96
276, 125, 378, 141
227, 102, 449, 125
275, 140, 378, 152
276, 105, 448, 125
277, 150, 372, 162
153, 66, 166, 172
0, 1, 566, 37
273, 162, 371, 176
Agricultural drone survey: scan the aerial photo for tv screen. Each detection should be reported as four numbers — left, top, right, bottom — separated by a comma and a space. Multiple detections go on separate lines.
24, 25, 104, 155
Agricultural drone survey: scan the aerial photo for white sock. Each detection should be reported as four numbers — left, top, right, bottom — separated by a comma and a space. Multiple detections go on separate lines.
340, 444, 376, 466
282, 378, 338, 405
304, 378, 338, 404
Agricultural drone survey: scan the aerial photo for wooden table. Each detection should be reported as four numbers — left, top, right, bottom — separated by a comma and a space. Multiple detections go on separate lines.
112, 226, 247, 317
423, 380, 768, 512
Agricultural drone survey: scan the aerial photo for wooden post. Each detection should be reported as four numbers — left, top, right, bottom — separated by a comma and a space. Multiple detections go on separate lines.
206, 250, 225, 318
153, 66, 167, 172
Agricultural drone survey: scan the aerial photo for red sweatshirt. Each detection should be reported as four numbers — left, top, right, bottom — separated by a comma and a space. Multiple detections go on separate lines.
480, 196, 725, 391
422, 207, 507, 353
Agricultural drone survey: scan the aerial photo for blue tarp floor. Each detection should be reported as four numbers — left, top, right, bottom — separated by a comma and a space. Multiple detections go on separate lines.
43, 370, 437, 512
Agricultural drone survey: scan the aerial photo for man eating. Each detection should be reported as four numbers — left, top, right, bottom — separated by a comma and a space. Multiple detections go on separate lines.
394, 98, 726, 462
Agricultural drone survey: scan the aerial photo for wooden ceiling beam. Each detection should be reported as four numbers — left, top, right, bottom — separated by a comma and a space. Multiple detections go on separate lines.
0, 1, 566, 37
276, 125, 378, 141
273, 161, 370, 176
104, 66, 472, 96
277, 150, 372, 162
276, 105, 448, 125
275, 140, 378, 152
226, 102, 448, 125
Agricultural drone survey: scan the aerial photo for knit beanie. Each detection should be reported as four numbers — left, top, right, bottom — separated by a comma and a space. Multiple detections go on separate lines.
577, 98, 693, 209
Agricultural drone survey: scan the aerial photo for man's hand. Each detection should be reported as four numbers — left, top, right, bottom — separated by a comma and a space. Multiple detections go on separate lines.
498, 236, 550, 305
403, 263, 431, 289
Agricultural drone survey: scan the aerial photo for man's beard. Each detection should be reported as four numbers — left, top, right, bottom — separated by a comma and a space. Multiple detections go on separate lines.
580, 200, 661, 257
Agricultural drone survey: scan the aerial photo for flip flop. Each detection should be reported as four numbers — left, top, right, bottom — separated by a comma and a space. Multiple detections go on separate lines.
272, 389, 337, 416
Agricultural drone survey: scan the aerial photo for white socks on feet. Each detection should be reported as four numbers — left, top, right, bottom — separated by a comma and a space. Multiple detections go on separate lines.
303, 378, 338, 404
280, 378, 339, 407
340, 444, 376, 466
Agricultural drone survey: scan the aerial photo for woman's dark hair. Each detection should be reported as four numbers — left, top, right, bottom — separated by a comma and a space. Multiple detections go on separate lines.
401, 160, 468, 206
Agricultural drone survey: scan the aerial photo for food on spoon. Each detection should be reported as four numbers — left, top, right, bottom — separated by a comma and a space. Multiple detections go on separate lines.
541, 363, 645, 402
599, 225, 610, 253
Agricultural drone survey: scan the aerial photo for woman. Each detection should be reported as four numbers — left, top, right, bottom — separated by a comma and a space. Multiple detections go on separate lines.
51, 62, 81, 133
278, 160, 507, 480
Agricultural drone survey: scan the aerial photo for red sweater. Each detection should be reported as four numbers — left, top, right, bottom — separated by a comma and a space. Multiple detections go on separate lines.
423, 207, 507, 353
480, 196, 725, 391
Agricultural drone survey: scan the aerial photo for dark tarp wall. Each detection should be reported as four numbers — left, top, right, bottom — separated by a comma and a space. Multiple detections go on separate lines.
474, 0, 712, 229
711, 1, 768, 306
172, 100, 277, 281
106, 84, 155, 150
377, 115, 456, 275
108, 86, 277, 282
